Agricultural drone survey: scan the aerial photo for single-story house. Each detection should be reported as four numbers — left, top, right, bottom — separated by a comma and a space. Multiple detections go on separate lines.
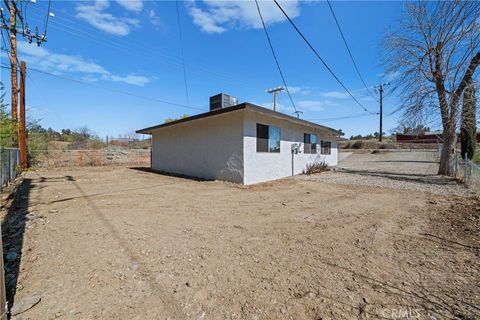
137, 101, 342, 185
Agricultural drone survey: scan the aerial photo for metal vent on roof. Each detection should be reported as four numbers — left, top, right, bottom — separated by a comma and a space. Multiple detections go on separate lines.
209, 93, 238, 111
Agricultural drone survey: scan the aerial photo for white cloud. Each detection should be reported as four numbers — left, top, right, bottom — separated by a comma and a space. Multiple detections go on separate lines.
148, 9, 162, 29
76, 0, 139, 36
296, 100, 326, 112
109, 74, 151, 86
115, 0, 143, 13
320, 91, 350, 99
287, 86, 312, 95
17, 41, 151, 86
188, 6, 227, 33
187, 0, 300, 34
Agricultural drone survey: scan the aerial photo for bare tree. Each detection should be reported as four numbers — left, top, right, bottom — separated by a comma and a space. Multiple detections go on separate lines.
460, 79, 477, 159
383, 0, 480, 176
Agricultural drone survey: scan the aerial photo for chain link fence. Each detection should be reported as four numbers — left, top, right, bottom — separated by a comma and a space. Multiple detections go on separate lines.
29, 148, 150, 169
454, 152, 480, 189
0, 148, 20, 192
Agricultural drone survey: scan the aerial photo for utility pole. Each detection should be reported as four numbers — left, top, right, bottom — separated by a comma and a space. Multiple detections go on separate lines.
374, 82, 390, 142
266, 86, 285, 112
19, 61, 27, 171
9, 1, 18, 145
1, 0, 51, 147
292, 110, 303, 118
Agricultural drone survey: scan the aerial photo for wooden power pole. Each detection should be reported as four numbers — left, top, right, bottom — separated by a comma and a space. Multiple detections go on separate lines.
9, 1, 18, 145
266, 86, 285, 112
19, 61, 27, 171
374, 82, 390, 142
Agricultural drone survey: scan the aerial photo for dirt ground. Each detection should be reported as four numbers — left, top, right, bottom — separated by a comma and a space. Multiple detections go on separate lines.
1, 161, 479, 319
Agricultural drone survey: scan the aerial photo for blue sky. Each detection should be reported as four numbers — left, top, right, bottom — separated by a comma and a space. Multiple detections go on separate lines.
0, 0, 414, 138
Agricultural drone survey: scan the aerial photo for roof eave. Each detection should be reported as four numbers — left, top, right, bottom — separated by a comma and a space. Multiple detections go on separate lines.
136, 102, 342, 137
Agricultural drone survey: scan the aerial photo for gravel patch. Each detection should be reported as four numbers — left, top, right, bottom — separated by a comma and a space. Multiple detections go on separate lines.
296, 170, 472, 196
296, 151, 475, 196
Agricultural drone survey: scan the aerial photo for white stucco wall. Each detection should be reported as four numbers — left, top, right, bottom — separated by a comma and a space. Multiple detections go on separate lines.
243, 110, 338, 185
150, 111, 244, 183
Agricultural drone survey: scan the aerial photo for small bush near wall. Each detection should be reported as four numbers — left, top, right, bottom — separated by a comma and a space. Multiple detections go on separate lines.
303, 162, 328, 175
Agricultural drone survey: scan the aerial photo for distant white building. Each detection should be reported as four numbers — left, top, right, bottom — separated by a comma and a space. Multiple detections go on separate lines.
137, 101, 341, 185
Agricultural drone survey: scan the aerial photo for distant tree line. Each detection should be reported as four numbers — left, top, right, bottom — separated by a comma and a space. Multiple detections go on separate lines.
164, 114, 189, 124
27, 122, 105, 151
349, 132, 385, 140
0, 82, 15, 148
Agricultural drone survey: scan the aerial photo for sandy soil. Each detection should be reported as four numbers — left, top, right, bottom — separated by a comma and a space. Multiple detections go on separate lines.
1, 166, 479, 320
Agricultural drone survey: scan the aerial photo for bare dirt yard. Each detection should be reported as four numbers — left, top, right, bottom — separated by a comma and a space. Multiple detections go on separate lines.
1, 151, 479, 320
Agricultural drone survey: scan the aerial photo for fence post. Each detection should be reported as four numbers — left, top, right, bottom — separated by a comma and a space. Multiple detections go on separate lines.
454, 152, 458, 178
0, 148, 3, 191
0, 224, 7, 320
464, 152, 468, 186
7, 149, 10, 184
0, 150, 2, 191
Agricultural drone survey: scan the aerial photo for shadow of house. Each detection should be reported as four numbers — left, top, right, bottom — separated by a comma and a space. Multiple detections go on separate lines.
129, 167, 214, 182
1, 178, 32, 311
373, 160, 439, 164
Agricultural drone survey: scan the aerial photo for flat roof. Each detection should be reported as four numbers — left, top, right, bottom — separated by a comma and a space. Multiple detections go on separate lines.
136, 102, 341, 136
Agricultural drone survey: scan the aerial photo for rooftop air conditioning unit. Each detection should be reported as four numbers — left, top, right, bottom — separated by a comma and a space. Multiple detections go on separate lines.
209, 93, 238, 111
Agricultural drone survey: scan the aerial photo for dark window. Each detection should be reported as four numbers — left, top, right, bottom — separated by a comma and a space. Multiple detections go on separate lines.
257, 123, 281, 153
311, 134, 317, 153
304, 133, 317, 154
321, 141, 331, 155
304, 133, 311, 153
256, 124, 268, 152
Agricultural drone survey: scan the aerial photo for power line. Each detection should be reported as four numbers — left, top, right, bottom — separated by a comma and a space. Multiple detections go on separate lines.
0, 62, 207, 112
27, 9, 266, 90
175, 0, 189, 106
26, 5, 268, 89
1, 0, 48, 46
306, 112, 375, 122
255, 0, 298, 113
272, 0, 376, 115
326, 0, 378, 102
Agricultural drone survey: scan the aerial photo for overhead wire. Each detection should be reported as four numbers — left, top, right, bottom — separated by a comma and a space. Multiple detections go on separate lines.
254, 0, 298, 113
26, 5, 267, 89
24, 16, 258, 90
2, 0, 24, 32
0, 8, 21, 68
43, 0, 51, 37
4, 2, 385, 127
306, 112, 375, 122
27, 9, 266, 90
326, 0, 378, 102
0, 62, 207, 112
0, 24, 8, 51
175, 0, 189, 106
272, 0, 376, 115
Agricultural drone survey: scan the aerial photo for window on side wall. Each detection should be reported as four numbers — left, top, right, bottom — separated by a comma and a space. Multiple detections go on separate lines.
303, 133, 311, 153
304, 133, 317, 154
321, 141, 331, 155
311, 134, 317, 153
257, 123, 281, 153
